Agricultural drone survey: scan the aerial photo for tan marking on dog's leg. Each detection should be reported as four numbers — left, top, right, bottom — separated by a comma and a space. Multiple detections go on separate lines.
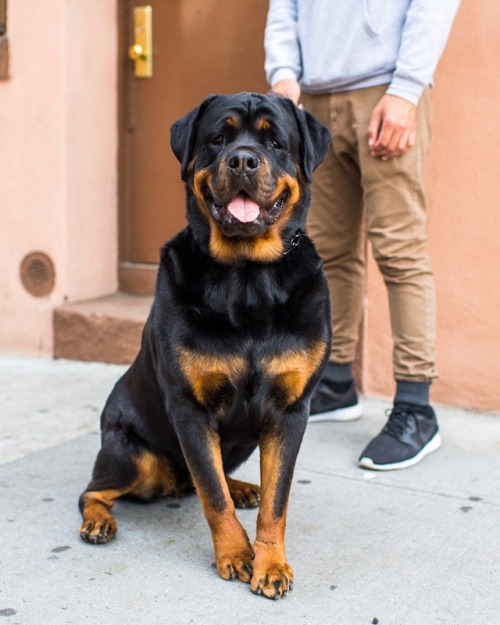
251, 436, 293, 599
79, 489, 124, 545
133, 451, 181, 499
193, 432, 254, 583
80, 451, 184, 545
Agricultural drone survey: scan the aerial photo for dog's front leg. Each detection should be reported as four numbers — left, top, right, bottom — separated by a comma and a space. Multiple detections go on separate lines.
176, 425, 254, 583
251, 410, 308, 599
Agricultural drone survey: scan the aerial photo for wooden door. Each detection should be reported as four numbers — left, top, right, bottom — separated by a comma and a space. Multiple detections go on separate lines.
119, 0, 269, 283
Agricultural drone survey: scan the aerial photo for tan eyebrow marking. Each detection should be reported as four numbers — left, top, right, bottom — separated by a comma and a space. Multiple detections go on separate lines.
257, 118, 272, 131
225, 116, 240, 128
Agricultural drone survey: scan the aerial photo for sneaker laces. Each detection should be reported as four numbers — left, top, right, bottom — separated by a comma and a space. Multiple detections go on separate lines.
383, 405, 416, 438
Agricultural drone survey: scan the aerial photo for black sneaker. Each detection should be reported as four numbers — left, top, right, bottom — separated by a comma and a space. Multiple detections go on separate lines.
309, 378, 362, 422
358, 403, 442, 471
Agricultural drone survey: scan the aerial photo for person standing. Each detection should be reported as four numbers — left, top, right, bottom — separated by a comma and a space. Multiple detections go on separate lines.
264, 0, 462, 470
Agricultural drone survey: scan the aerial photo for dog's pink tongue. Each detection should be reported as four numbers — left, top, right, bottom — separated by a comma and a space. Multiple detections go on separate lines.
227, 195, 260, 223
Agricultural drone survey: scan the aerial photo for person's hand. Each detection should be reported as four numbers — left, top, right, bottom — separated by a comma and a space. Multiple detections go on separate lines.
367, 94, 417, 160
269, 79, 301, 105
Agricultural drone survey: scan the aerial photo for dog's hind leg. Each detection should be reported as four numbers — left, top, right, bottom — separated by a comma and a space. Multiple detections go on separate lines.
226, 477, 260, 509
79, 442, 135, 544
79, 487, 124, 544
79, 434, 182, 544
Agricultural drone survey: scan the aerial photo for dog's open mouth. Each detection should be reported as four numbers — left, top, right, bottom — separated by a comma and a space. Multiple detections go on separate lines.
210, 192, 287, 226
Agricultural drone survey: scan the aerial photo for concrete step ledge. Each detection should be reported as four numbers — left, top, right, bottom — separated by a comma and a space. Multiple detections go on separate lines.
53, 292, 153, 364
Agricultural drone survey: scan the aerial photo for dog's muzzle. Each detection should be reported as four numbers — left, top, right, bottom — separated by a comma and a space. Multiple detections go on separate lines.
203, 147, 288, 236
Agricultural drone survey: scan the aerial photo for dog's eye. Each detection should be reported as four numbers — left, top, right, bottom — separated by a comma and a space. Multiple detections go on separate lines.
211, 135, 224, 146
270, 138, 281, 149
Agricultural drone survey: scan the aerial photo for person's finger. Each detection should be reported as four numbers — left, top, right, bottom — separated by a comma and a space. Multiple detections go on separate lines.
367, 107, 383, 149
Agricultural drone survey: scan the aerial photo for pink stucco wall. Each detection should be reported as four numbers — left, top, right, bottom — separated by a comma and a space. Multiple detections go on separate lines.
0, 0, 118, 354
363, 0, 500, 411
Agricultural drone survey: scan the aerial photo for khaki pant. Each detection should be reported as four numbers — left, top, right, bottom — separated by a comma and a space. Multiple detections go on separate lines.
303, 85, 437, 382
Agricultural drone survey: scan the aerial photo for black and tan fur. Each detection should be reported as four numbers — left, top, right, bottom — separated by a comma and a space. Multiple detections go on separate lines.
78, 93, 332, 599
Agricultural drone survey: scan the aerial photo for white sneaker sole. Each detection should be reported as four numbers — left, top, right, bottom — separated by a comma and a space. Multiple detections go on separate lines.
358, 431, 442, 471
309, 403, 363, 423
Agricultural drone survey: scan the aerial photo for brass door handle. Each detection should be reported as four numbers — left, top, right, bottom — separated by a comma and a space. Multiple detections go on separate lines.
128, 44, 147, 61
129, 6, 152, 78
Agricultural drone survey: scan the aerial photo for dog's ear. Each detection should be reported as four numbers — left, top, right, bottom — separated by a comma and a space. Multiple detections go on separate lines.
285, 101, 332, 183
170, 95, 218, 181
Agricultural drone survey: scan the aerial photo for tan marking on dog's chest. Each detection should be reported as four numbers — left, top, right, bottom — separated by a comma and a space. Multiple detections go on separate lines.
261, 340, 328, 405
177, 348, 247, 406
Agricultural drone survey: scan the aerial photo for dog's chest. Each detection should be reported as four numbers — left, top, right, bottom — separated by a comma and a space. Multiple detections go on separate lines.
177, 286, 327, 414
177, 336, 326, 413
163, 243, 329, 416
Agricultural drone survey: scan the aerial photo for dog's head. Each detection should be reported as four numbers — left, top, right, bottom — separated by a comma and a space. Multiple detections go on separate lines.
171, 93, 331, 263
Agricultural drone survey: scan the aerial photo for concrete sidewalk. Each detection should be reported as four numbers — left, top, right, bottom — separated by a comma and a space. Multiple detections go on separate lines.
0, 354, 499, 625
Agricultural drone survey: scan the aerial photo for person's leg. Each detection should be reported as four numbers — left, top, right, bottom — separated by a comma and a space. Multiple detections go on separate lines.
302, 91, 364, 421
349, 86, 441, 469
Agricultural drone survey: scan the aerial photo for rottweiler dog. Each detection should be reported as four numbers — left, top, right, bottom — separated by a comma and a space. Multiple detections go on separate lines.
78, 92, 332, 599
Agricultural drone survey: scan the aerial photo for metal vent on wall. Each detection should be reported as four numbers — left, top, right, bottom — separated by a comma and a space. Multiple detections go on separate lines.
20, 252, 56, 297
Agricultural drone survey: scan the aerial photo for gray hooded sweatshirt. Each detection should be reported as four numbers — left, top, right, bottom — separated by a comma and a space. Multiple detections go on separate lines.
264, 0, 462, 105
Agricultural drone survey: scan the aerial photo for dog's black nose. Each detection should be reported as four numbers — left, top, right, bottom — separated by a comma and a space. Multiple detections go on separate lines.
227, 149, 261, 175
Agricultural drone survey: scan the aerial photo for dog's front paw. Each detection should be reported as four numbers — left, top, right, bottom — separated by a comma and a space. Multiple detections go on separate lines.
211, 514, 254, 582
250, 540, 293, 599
215, 548, 254, 583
